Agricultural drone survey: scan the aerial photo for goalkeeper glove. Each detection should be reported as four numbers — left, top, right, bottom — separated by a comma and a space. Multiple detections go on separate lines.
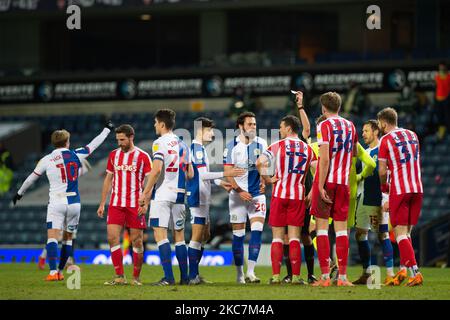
12, 193, 22, 206
105, 120, 115, 131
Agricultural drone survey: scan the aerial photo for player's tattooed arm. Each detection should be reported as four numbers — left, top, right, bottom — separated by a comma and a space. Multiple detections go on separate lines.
224, 165, 240, 189
139, 159, 163, 206
224, 165, 252, 202
97, 172, 113, 218
255, 155, 278, 185
213, 178, 234, 193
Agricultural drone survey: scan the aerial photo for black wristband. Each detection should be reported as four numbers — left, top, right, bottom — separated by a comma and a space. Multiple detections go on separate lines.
297, 105, 304, 110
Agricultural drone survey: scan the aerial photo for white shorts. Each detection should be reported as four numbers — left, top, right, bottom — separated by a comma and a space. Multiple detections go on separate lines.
356, 193, 381, 231
229, 192, 266, 224
149, 200, 186, 230
46, 203, 81, 233
190, 205, 210, 225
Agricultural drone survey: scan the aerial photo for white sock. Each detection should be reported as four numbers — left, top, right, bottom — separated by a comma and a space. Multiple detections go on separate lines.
387, 267, 394, 277
321, 273, 330, 280
247, 260, 256, 276
49, 270, 57, 276
236, 265, 244, 277
40, 248, 47, 259
339, 274, 347, 281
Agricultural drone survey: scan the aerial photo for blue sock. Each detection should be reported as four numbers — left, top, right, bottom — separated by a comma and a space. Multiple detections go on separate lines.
357, 240, 371, 271
381, 238, 394, 268
379, 225, 394, 269
175, 242, 188, 282
248, 230, 262, 262
158, 240, 174, 281
58, 240, 73, 271
46, 239, 58, 272
188, 242, 202, 280
232, 235, 245, 266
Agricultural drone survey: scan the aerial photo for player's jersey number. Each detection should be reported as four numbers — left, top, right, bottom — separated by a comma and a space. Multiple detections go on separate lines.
255, 203, 266, 212
332, 130, 353, 153
286, 151, 307, 174
56, 162, 78, 183
166, 149, 188, 173
396, 141, 418, 164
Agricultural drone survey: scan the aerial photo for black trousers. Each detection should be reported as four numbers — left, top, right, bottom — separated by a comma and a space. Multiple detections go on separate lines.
435, 97, 450, 129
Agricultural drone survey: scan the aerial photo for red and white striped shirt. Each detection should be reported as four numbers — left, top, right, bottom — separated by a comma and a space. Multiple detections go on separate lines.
264, 137, 316, 200
378, 128, 423, 195
106, 147, 152, 207
316, 116, 358, 186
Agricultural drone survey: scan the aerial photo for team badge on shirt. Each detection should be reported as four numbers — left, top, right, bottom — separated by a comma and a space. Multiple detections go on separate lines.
317, 132, 322, 140
153, 144, 159, 152
196, 151, 204, 159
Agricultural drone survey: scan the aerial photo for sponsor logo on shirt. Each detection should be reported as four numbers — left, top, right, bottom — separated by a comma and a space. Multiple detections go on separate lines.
317, 132, 322, 140
114, 164, 137, 172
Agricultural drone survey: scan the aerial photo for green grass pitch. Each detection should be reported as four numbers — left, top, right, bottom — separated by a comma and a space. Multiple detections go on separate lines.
1, 264, 449, 300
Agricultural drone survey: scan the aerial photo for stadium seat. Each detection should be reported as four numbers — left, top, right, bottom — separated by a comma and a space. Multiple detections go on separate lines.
440, 166, 450, 176
25, 222, 41, 232
422, 174, 434, 186
0, 222, 13, 233
15, 222, 27, 232
428, 209, 443, 220
435, 144, 448, 154
0, 233, 16, 244
81, 221, 97, 232
422, 197, 433, 208
31, 233, 45, 244
422, 166, 435, 176
16, 233, 30, 244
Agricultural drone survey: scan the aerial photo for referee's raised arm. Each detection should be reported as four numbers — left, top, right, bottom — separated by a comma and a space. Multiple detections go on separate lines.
294, 91, 311, 141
